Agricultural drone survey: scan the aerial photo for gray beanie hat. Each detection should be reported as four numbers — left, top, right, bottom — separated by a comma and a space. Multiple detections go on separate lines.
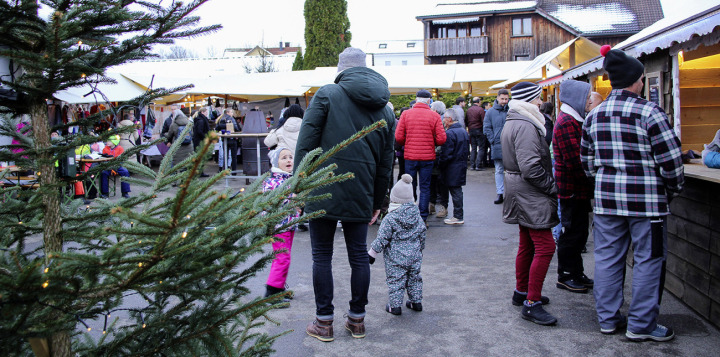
268, 147, 291, 168
337, 47, 366, 72
390, 174, 414, 204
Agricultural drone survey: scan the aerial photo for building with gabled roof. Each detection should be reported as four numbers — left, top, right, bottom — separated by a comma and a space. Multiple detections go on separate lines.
365, 40, 425, 66
416, 0, 664, 64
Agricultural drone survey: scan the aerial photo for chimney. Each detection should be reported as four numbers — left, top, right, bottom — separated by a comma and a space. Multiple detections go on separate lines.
279, 41, 283, 49
285, 42, 290, 48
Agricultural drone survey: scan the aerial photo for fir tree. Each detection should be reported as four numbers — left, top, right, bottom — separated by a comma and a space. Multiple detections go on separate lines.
302, 0, 351, 70
292, 48, 304, 71
0, 1, 383, 356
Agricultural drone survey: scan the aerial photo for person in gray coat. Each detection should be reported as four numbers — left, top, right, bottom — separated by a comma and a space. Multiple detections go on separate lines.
501, 82, 559, 326
164, 108, 194, 168
484, 89, 510, 204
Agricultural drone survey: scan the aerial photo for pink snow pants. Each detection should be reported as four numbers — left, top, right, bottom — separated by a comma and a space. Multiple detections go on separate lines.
266, 230, 295, 289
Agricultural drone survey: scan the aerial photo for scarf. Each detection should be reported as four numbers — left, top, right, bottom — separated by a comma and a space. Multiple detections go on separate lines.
508, 99, 546, 136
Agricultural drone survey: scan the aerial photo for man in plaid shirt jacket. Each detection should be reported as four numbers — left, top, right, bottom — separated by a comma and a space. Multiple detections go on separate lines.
581, 46, 684, 342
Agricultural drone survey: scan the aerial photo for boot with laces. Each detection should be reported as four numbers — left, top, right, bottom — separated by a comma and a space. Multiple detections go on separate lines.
306, 318, 334, 342
344, 315, 366, 339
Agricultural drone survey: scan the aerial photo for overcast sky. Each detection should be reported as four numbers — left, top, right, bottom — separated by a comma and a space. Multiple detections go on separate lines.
170, 0, 700, 56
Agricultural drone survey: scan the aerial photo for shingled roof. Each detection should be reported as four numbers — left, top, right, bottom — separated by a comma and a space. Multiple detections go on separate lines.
418, 0, 664, 37
539, 0, 664, 36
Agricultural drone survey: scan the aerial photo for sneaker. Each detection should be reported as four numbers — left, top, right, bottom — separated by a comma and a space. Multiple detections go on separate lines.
600, 316, 627, 335
435, 206, 448, 218
122, 192, 130, 198
406, 301, 423, 312
626, 324, 675, 342
444, 217, 464, 225
557, 279, 589, 293
512, 291, 550, 306
576, 274, 594, 288
344, 315, 366, 339
521, 301, 557, 326
385, 303, 401, 315
428, 203, 436, 215
306, 318, 334, 342
99, 194, 109, 199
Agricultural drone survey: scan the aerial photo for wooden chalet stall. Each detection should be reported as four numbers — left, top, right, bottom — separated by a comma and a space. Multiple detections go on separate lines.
539, 4, 720, 327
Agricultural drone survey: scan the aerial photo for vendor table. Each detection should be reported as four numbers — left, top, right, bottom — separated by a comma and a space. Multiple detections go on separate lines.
217, 132, 269, 187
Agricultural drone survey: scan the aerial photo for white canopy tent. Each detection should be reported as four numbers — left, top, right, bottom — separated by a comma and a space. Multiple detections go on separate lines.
53, 72, 147, 104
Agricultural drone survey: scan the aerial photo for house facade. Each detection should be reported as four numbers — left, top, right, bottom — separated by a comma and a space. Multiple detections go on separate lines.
416, 0, 664, 64
365, 40, 425, 66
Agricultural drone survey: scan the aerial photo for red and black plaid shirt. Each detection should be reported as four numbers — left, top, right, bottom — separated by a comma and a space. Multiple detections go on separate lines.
553, 111, 593, 200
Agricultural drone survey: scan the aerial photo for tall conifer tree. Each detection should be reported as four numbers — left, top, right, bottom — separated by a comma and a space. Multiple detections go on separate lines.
0, 1, 384, 355
302, 0, 352, 70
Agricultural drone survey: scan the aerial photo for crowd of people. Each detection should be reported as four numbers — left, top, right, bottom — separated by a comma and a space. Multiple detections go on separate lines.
257, 46, 684, 344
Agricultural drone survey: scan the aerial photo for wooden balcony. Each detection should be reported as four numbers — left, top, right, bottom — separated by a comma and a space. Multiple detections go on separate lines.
426, 36, 489, 57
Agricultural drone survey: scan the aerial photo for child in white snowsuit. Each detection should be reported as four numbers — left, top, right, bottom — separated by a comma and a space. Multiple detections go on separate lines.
369, 174, 427, 315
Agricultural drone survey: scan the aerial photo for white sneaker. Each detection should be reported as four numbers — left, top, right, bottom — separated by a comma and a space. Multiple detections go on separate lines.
436, 206, 448, 218
444, 217, 464, 225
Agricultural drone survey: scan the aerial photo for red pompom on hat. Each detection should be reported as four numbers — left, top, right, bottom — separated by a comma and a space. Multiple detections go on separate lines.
600, 45, 612, 57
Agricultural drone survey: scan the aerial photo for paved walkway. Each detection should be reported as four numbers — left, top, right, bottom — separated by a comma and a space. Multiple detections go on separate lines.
247, 167, 720, 356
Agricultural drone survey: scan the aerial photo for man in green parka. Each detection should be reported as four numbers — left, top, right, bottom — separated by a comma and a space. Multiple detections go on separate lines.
295, 47, 395, 342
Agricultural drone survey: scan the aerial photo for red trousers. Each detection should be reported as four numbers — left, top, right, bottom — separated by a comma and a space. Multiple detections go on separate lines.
515, 225, 555, 302
266, 230, 294, 289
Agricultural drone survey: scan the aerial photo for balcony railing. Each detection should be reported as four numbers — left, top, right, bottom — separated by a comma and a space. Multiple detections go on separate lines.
426, 36, 489, 56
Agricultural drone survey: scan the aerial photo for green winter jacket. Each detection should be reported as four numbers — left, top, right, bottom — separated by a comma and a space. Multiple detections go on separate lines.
294, 66, 396, 222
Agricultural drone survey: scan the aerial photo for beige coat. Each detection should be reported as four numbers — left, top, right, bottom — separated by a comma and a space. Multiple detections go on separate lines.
118, 119, 139, 152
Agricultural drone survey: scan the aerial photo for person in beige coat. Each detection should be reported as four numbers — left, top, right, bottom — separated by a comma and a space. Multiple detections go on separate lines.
501, 82, 559, 327
118, 113, 140, 161
264, 104, 304, 155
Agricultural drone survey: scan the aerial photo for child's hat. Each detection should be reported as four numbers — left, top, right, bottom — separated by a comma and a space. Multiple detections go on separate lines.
390, 174, 414, 204
109, 135, 120, 146
268, 147, 291, 168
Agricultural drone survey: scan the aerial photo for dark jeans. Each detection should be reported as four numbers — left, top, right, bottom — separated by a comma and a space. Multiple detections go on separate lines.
405, 159, 434, 220
396, 154, 405, 183
469, 129, 488, 168
100, 166, 130, 195
436, 179, 449, 208
226, 139, 238, 172
557, 198, 592, 280
448, 186, 464, 220
309, 218, 370, 319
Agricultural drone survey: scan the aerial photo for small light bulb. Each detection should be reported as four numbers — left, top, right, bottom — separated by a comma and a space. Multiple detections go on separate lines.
240, 188, 245, 192
44, 268, 49, 273
131, 222, 134, 227
159, 280, 163, 284
81, 73, 86, 78
102, 330, 106, 335
182, 230, 187, 238
186, 215, 191, 219
42, 281, 49, 288
107, 314, 111, 317
78, 40, 83, 45
142, 324, 146, 328
138, 262, 143, 267
18, 221, 22, 225
87, 327, 91, 332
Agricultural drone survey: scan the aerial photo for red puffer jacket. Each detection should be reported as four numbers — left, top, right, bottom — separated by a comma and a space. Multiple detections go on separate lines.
395, 103, 447, 161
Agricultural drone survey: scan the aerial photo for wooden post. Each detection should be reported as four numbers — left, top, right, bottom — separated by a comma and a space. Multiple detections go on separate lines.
304, 92, 310, 108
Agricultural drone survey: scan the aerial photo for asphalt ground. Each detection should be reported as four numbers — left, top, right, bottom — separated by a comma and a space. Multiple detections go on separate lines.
49, 159, 720, 356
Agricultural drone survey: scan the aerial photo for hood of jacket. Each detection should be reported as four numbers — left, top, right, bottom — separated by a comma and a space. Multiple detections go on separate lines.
335, 67, 390, 110
173, 113, 190, 126
282, 116, 302, 133
393, 203, 423, 230
559, 80, 591, 118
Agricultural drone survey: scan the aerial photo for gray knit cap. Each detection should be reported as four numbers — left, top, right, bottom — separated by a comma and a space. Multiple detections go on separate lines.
337, 47, 367, 72
390, 174, 414, 204
268, 147, 291, 168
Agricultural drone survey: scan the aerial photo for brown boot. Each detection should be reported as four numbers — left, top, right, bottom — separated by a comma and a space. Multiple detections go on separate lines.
306, 318, 334, 342
345, 315, 366, 339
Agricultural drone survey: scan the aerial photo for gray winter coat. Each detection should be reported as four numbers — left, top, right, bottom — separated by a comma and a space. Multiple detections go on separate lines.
370, 203, 426, 267
483, 100, 509, 160
164, 112, 194, 167
501, 108, 559, 229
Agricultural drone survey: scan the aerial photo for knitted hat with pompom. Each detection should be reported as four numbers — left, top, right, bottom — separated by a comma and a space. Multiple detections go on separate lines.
600, 45, 645, 89
390, 174, 414, 204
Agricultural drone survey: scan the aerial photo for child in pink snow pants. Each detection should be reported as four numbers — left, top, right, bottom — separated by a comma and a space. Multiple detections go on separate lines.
263, 147, 301, 306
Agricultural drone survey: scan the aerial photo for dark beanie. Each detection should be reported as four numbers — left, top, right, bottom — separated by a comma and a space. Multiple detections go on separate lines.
416, 89, 432, 98
600, 45, 644, 89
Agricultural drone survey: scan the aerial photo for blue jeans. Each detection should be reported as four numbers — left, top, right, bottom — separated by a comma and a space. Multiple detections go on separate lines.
404, 160, 434, 220
100, 166, 130, 195
494, 159, 504, 194
309, 218, 370, 319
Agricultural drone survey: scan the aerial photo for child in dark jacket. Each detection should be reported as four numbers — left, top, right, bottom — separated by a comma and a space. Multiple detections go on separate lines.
369, 174, 427, 315
262, 147, 300, 306
439, 112, 469, 225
